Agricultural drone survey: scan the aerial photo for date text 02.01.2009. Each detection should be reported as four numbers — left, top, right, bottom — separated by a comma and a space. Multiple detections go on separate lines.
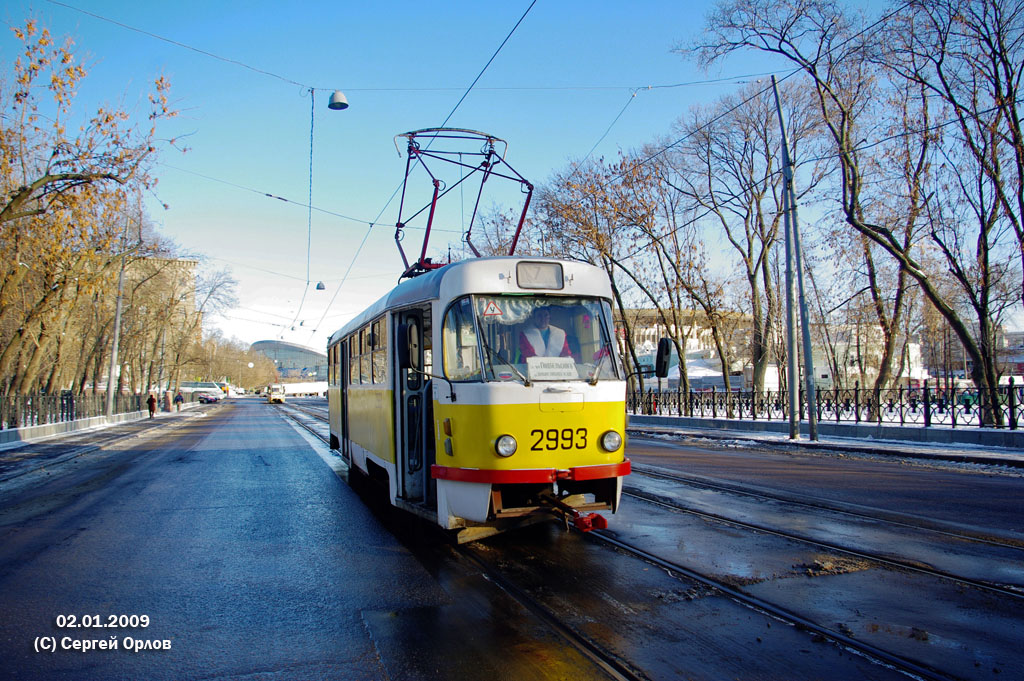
55, 614, 150, 629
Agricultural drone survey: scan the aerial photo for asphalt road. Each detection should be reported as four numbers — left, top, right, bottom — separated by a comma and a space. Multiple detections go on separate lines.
0, 400, 612, 680
626, 433, 1024, 540
3, 399, 1022, 680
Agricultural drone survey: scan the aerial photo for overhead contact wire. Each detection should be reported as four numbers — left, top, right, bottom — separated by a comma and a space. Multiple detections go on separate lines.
309, 0, 538, 341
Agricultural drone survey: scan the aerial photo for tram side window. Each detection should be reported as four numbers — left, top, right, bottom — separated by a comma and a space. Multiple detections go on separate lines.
335, 343, 342, 385
349, 335, 360, 385
336, 344, 343, 385
443, 297, 481, 381
359, 329, 371, 384
335, 344, 342, 385
422, 313, 433, 375
371, 318, 387, 384
336, 344, 342, 384
328, 345, 335, 385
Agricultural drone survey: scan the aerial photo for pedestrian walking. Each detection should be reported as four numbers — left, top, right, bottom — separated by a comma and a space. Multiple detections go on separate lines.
173, 392, 184, 411
146, 394, 157, 419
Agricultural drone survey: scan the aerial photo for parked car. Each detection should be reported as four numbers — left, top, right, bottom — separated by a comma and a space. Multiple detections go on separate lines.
198, 392, 221, 404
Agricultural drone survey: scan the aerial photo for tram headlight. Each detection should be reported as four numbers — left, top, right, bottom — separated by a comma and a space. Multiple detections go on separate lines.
495, 434, 518, 457
600, 430, 622, 452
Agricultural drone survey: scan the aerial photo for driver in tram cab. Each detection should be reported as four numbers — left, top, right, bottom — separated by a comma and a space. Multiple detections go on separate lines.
519, 306, 572, 358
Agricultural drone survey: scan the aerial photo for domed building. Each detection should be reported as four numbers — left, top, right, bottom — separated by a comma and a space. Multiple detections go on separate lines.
249, 340, 327, 381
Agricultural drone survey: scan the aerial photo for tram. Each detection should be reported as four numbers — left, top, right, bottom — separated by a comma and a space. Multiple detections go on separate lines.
327, 257, 634, 542
266, 384, 286, 404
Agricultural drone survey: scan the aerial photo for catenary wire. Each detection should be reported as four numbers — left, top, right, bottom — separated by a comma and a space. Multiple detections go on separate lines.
555, 0, 922, 261
284, 90, 318, 338
43, 0, 770, 95
49, 0, 943, 339
307, 0, 538, 342
43, 0, 809, 336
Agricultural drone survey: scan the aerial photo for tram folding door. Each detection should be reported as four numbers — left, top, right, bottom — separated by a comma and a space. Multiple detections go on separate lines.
396, 308, 434, 506
340, 339, 349, 458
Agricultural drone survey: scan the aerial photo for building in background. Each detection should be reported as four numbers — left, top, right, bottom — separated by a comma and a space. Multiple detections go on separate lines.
249, 340, 327, 381
1000, 331, 1024, 377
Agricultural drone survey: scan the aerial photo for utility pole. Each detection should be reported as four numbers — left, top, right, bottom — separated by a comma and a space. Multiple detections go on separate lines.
104, 222, 128, 419
772, 75, 818, 440
782, 182, 799, 439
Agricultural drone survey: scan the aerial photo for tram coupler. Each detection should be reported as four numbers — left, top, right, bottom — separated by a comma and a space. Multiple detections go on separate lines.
572, 512, 608, 532
541, 493, 608, 533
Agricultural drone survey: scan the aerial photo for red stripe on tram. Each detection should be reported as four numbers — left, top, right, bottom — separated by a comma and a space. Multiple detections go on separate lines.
431, 459, 630, 484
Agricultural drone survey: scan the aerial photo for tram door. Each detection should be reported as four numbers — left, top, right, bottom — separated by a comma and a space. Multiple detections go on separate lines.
339, 339, 349, 459
396, 307, 435, 506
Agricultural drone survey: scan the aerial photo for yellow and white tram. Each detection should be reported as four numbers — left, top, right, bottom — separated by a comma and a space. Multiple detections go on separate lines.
266, 384, 286, 404
327, 257, 630, 542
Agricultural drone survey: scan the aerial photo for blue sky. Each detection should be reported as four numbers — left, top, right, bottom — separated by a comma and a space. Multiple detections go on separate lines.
3, 1, 794, 349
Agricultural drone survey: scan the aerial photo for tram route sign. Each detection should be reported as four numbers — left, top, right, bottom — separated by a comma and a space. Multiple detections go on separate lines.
527, 356, 576, 381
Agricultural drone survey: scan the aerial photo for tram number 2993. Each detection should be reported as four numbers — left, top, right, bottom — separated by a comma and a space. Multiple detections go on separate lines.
530, 428, 588, 451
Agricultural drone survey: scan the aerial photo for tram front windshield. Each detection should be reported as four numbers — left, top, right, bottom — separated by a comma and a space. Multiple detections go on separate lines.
442, 295, 620, 383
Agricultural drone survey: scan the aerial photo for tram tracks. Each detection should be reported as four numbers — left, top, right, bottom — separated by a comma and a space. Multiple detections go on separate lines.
584, 529, 959, 681
457, 544, 650, 681
274, 402, 647, 680
273, 402, 331, 444
632, 463, 1024, 551
278, 402, 1018, 679
610, 468, 1024, 679
627, 467, 1024, 600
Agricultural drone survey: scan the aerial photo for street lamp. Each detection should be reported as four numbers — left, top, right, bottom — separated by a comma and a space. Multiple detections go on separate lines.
328, 90, 349, 110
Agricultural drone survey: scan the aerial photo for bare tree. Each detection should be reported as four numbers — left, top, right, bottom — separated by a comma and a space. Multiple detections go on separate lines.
658, 80, 824, 393
887, 0, 1024, 304
692, 0, 1022, 423
165, 267, 237, 392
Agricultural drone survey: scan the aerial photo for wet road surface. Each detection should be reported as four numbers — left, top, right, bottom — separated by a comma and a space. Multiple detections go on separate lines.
0, 400, 611, 680
614, 434, 1024, 679
626, 434, 1024, 539
3, 399, 1022, 679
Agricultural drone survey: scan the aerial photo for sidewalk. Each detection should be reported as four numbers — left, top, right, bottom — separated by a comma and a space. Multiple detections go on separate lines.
0, 403, 208, 485
0, 400, 205, 450
628, 414, 1024, 469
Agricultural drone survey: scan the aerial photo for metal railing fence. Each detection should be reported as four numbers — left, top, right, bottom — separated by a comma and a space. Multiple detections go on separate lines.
627, 379, 1023, 430
0, 391, 202, 430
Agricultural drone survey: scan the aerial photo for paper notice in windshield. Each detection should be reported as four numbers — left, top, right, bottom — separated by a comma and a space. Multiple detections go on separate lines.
527, 356, 577, 380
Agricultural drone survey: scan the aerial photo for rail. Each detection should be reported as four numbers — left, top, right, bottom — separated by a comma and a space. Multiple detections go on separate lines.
628, 379, 1024, 430
0, 391, 203, 430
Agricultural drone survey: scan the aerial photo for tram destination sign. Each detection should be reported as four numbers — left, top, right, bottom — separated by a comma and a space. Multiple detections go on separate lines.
527, 356, 577, 381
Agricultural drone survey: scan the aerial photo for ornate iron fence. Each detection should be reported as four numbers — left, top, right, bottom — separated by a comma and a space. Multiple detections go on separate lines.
627, 380, 1023, 430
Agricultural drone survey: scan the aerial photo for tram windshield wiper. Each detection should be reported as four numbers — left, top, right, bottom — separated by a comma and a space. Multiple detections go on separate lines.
480, 337, 531, 386
588, 339, 615, 385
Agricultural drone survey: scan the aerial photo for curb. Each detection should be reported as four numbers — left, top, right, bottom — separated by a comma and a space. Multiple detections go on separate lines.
627, 425, 1024, 470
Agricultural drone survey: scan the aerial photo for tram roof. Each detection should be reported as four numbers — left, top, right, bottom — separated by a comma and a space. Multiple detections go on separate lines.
327, 257, 611, 346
